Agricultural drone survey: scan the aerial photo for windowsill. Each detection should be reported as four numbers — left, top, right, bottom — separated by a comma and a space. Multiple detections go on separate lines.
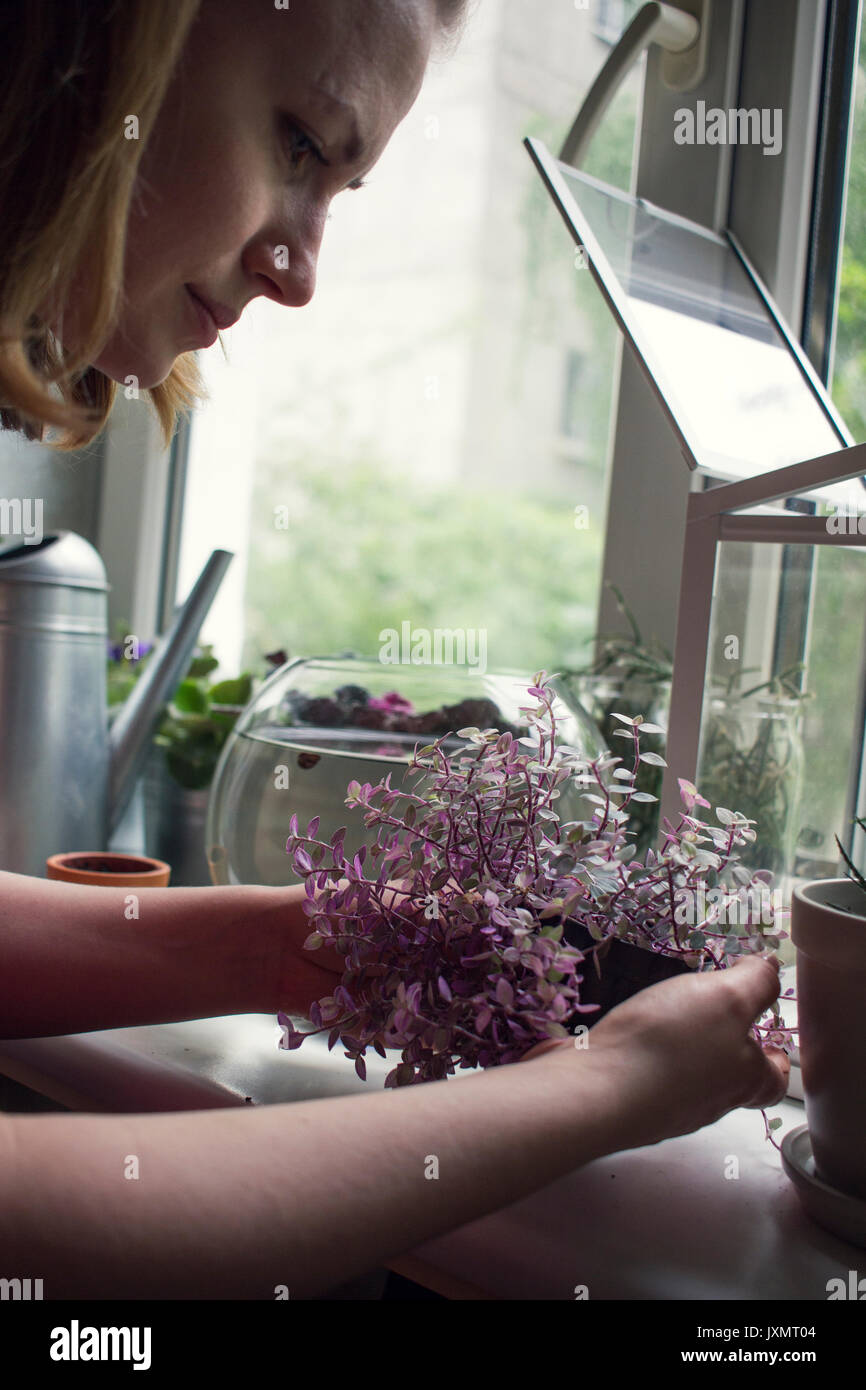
0, 964, 859, 1299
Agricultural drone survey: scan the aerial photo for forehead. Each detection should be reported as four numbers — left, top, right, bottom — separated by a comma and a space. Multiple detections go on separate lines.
226, 0, 433, 161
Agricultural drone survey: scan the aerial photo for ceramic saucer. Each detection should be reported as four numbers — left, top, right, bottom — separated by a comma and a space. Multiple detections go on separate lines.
781, 1124, 866, 1249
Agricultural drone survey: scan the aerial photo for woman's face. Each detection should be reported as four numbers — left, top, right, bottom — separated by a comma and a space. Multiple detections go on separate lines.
68, 0, 436, 389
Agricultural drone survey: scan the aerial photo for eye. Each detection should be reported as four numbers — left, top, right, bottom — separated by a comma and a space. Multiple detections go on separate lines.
277, 114, 369, 194
279, 115, 328, 174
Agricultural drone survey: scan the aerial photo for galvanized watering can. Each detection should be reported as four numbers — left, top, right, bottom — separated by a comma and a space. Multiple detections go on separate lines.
0, 530, 232, 875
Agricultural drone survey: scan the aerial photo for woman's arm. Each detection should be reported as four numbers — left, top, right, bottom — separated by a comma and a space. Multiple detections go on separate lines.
0, 1047, 617, 1300
0, 871, 340, 1037
0, 957, 787, 1300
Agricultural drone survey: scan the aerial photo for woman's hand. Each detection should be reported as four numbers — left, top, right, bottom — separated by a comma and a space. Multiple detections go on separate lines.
518, 954, 790, 1151
270, 877, 414, 1025
269, 882, 346, 1018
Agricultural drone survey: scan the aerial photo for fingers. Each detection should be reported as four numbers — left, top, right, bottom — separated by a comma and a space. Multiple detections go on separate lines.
742, 1043, 791, 1108
765, 1046, 792, 1103
720, 952, 782, 1022
379, 878, 414, 912
716, 956, 789, 1108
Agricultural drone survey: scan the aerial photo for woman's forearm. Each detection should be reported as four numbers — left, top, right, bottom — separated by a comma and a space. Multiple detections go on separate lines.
0, 871, 317, 1037
0, 1048, 625, 1300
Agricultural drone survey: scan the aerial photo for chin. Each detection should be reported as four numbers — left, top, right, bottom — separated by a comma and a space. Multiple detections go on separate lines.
91, 341, 177, 393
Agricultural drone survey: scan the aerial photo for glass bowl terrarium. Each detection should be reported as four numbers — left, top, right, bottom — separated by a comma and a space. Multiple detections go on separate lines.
205, 655, 607, 887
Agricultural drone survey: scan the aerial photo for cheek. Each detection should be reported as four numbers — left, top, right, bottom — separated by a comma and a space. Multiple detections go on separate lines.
123, 128, 271, 294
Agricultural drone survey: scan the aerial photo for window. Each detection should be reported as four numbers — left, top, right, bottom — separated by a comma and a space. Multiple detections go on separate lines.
592, 0, 642, 46
497, 1, 866, 949
170, 0, 866, 920
560, 349, 588, 442
830, 12, 866, 440
675, 3, 866, 916
806, 4, 866, 874
176, 0, 644, 685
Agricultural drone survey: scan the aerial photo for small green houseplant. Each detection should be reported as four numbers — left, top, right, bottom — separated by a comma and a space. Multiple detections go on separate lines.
152, 653, 254, 791
107, 623, 256, 790
561, 585, 673, 857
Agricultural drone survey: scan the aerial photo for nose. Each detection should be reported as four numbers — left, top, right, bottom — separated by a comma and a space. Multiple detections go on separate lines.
247, 202, 328, 310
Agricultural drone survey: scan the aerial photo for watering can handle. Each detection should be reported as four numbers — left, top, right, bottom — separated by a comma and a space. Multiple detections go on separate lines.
107, 550, 234, 837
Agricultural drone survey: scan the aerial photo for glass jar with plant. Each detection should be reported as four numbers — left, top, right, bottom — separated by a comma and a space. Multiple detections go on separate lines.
560, 585, 673, 857
559, 589, 809, 887
696, 665, 809, 884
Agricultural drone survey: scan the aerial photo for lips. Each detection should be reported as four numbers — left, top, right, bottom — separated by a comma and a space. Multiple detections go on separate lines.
186, 288, 218, 348
187, 286, 240, 331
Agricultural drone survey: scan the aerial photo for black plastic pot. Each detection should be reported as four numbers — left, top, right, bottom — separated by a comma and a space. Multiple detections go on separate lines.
563, 920, 693, 1029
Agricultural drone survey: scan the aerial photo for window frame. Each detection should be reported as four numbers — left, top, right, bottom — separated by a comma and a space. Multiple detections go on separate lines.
97, 394, 180, 644
101, 0, 864, 856
594, 0, 866, 871
802, 0, 862, 385
596, 0, 832, 647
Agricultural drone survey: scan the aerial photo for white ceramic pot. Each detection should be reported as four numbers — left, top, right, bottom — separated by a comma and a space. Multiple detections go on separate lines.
791, 878, 866, 1200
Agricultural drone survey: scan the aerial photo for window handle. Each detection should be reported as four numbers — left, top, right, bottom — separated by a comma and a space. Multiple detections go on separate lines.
560, 1, 707, 170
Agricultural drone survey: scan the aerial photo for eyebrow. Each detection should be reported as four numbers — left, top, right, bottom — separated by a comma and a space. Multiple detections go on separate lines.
309, 83, 367, 166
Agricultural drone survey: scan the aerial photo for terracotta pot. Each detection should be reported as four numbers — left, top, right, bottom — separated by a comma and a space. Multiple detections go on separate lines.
45, 851, 171, 887
792, 878, 866, 1200
563, 919, 692, 1029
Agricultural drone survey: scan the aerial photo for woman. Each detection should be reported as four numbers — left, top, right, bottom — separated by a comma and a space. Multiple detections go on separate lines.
0, 0, 789, 1300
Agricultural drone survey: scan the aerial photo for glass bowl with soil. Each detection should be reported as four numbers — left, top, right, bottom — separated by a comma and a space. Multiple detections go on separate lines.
205, 655, 607, 887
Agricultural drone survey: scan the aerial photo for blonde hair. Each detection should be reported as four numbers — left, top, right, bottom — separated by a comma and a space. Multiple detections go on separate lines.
0, 0, 470, 454
0, 0, 205, 452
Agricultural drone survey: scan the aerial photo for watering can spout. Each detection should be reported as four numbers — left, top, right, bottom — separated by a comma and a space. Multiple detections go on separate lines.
108, 550, 234, 837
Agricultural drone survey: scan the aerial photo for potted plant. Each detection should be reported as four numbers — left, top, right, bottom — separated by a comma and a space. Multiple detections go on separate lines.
278, 673, 793, 1122
108, 626, 268, 884
560, 584, 673, 858
697, 666, 809, 883
141, 645, 257, 885
46, 851, 171, 886
150, 646, 254, 792
107, 621, 155, 721
791, 817, 866, 1199
561, 587, 810, 884
109, 626, 280, 786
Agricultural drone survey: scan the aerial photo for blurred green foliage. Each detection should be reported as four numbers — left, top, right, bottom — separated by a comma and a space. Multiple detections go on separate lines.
243, 455, 602, 676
